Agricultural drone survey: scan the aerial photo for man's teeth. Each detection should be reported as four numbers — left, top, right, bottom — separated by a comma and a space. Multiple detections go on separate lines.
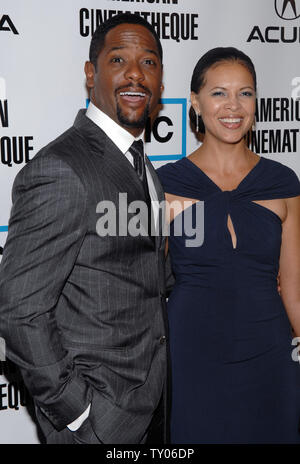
219, 118, 242, 123
119, 91, 146, 97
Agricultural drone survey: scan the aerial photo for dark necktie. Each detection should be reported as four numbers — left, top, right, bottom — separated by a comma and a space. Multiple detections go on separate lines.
129, 140, 154, 242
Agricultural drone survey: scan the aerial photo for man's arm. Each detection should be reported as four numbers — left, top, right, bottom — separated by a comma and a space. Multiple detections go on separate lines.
0, 153, 91, 431
165, 249, 175, 298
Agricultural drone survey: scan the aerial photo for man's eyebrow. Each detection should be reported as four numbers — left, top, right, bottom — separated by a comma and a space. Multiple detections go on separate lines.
107, 46, 159, 58
107, 46, 125, 53
144, 48, 159, 58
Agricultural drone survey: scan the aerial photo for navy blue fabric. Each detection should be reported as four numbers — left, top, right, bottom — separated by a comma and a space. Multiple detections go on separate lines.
157, 156, 300, 444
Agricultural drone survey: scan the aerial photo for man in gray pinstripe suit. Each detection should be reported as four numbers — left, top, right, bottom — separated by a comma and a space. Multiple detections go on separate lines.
0, 13, 170, 444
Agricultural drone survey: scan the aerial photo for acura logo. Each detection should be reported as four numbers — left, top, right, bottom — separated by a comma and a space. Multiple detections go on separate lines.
275, 0, 300, 20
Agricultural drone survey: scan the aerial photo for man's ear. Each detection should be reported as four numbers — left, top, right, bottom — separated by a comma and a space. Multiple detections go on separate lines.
84, 61, 95, 89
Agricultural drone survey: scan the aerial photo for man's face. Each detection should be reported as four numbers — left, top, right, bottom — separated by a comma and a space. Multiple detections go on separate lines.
85, 23, 163, 137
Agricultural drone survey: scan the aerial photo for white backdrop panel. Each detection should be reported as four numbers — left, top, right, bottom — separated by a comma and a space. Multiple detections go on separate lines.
0, 0, 299, 443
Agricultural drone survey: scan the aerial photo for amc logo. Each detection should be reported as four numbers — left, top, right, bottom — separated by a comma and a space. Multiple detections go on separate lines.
275, 0, 300, 20
146, 98, 187, 161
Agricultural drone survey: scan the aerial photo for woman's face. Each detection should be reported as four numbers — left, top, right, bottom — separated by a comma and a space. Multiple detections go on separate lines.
191, 61, 256, 145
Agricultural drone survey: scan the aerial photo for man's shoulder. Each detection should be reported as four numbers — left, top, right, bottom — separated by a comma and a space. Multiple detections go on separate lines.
13, 110, 109, 192
37, 119, 85, 162
19, 110, 101, 176
13, 123, 88, 192
15, 126, 77, 177
32, 108, 105, 164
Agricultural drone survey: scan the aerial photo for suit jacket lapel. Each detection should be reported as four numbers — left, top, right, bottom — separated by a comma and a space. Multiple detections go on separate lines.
74, 109, 146, 201
101, 136, 146, 201
74, 110, 156, 247
145, 156, 166, 250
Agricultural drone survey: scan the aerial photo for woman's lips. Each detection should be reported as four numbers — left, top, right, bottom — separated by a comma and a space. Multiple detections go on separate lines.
218, 117, 243, 129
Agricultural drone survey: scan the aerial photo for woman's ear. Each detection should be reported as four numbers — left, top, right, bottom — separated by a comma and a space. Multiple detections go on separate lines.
190, 92, 200, 115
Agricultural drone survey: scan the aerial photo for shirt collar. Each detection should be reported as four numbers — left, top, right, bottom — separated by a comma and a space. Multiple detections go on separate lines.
86, 102, 144, 155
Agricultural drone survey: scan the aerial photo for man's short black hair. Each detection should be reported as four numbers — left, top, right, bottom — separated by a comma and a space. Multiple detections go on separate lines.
89, 13, 163, 68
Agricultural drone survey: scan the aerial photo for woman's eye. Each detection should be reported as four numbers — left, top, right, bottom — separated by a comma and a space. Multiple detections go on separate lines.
212, 91, 225, 97
241, 91, 254, 97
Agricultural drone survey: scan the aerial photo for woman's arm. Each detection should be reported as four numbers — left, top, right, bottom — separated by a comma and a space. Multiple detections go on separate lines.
279, 196, 300, 336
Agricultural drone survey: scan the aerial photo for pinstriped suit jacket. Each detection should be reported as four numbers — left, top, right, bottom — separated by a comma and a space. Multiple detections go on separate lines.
0, 110, 169, 444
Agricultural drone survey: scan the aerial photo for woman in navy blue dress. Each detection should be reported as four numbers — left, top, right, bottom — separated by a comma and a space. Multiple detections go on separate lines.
158, 48, 300, 443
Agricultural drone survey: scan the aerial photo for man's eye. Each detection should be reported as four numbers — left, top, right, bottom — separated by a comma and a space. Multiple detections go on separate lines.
144, 59, 156, 65
111, 57, 123, 63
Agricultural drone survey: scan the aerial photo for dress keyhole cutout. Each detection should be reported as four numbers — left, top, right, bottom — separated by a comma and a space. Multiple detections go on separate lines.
227, 214, 237, 249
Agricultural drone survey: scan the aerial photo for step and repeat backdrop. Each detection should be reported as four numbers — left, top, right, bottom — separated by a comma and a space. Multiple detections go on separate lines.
1, 0, 300, 443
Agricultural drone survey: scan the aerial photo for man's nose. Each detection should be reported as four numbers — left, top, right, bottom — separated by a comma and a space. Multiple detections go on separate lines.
124, 61, 145, 81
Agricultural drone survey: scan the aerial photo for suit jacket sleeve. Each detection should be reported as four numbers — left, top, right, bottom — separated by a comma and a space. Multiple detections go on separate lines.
165, 252, 175, 298
0, 153, 91, 430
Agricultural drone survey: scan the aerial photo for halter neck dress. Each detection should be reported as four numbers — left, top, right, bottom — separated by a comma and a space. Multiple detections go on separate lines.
157, 156, 300, 444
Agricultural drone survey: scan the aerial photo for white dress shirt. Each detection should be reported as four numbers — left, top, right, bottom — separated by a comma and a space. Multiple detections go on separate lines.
67, 102, 160, 432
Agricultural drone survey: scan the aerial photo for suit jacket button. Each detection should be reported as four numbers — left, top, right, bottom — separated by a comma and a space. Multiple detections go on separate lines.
159, 335, 166, 344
